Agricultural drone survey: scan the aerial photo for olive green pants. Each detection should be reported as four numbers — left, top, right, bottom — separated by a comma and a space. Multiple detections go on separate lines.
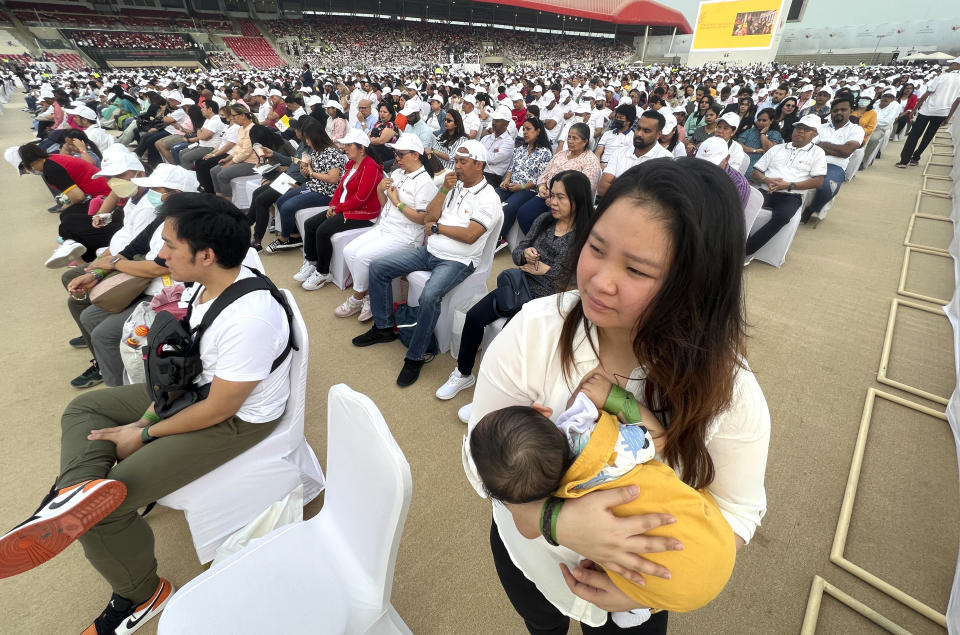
58, 383, 279, 602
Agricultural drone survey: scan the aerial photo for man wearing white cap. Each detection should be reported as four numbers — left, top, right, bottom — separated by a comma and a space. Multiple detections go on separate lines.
65, 164, 197, 389
480, 108, 515, 186
796, 85, 815, 112
461, 95, 482, 140
897, 57, 960, 167
696, 136, 751, 210
353, 139, 502, 388
747, 115, 826, 254
799, 86, 832, 121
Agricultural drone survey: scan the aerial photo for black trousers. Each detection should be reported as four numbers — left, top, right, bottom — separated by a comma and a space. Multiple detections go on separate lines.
744, 191, 801, 256
195, 153, 226, 194
457, 289, 519, 376
247, 183, 281, 243
302, 214, 372, 273
899, 114, 946, 164
490, 520, 669, 635
59, 202, 122, 262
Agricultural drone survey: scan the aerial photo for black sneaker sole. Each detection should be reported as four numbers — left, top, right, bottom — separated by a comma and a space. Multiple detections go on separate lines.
352, 332, 398, 347
71, 376, 103, 389
69, 337, 87, 349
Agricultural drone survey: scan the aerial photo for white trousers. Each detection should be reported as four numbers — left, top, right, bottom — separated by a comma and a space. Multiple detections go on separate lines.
342, 227, 418, 293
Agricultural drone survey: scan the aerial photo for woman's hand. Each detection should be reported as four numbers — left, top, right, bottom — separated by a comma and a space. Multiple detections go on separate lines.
560, 560, 645, 612
300, 162, 311, 177
387, 186, 401, 206
326, 207, 337, 218
555, 486, 682, 584
378, 177, 393, 193
260, 147, 274, 158
537, 183, 549, 199
87, 423, 145, 460
522, 247, 539, 263
519, 261, 549, 276
218, 156, 230, 165
67, 273, 99, 294
508, 182, 524, 192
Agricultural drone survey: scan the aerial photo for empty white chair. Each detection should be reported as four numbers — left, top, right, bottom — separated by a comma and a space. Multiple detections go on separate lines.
746, 208, 802, 268
506, 221, 526, 253
743, 186, 764, 237
157, 384, 413, 635
230, 174, 262, 210
406, 215, 504, 353
330, 226, 374, 290
156, 290, 325, 564
844, 147, 864, 182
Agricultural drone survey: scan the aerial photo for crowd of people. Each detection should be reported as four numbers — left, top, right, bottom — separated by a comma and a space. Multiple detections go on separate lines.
1, 52, 959, 635
68, 31, 198, 50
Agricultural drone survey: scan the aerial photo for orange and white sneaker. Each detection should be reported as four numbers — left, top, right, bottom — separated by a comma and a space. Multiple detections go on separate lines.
82, 578, 175, 635
0, 478, 127, 579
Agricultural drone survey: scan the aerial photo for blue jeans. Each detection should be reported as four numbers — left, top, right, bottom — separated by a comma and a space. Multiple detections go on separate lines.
496, 188, 537, 240
517, 195, 549, 234
368, 246, 474, 361
807, 163, 845, 215
275, 188, 331, 238
170, 142, 189, 165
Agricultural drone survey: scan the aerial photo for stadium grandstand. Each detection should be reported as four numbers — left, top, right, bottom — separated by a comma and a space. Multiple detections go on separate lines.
0, 1, 959, 634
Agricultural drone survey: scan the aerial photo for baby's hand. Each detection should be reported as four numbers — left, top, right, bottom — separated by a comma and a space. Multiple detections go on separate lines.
580, 373, 612, 410
634, 403, 667, 454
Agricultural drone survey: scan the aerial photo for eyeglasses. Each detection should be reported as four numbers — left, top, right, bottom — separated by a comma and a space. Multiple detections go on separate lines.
393, 150, 410, 158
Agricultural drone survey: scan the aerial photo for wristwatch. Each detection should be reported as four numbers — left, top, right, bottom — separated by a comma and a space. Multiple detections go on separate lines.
430, 222, 440, 235
788, 183, 796, 192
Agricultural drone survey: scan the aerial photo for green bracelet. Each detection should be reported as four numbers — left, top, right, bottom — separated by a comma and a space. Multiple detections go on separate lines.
140, 425, 157, 444
549, 499, 565, 546
142, 410, 161, 424
439, 187, 449, 195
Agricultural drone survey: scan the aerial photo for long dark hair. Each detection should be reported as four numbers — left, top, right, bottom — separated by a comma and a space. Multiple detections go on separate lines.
557, 158, 746, 490
301, 119, 334, 153
522, 116, 552, 151
62, 129, 103, 161
438, 108, 466, 146
185, 104, 204, 132
548, 170, 593, 261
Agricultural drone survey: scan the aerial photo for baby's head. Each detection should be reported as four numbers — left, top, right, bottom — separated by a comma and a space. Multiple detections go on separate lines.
470, 405, 573, 504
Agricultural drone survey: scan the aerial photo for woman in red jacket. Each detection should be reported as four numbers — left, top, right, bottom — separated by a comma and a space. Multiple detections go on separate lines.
298, 128, 384, 291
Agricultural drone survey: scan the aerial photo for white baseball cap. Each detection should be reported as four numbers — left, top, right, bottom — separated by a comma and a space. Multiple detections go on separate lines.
491, 108, 512, 122
718, 112, 741, 129
429, 92, 444, 103
463, 95, 477, 105
180, 97, 196, 106
340, 128, 370, 147
166, 91, 183, 103
399, 103, 419, 116
4, 146, 24, 175
252, 88, 268, 97
93, 145, 145, 178
661, 112, 678, 135
385, 132, 424, 154
801, 84, 815, 93
268, 88, 282, 97
695, 137, 730, 166
455, 139, 487, 162
324, 99, 343, 111
65, 105, 98, 121
794, 114, 823, 130
131, 164, 199, 192
575, 103, 591, 114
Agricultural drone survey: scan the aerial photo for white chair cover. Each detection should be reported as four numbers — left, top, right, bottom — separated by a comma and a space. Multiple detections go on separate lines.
406, 215, 504, 353
743, 186, 764, 237
156, 290, 325, 563
737, 153, 750, 175
506, 221, 526, 253
330, 226, 374, 290
293, 205, 326, 242
230, 174, 261, 210
844, 147, 865, 182
157, 384, 413, 635
746, 208, 802, 268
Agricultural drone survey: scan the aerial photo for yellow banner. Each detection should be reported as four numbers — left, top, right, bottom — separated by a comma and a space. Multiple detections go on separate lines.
691, 0, 782, 51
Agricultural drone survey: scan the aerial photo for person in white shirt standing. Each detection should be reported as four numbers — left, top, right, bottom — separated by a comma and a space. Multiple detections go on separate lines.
353, 140, 503, 387
747, 115, 827, 254
803, 94, 864, 223
897, 57, 960, 168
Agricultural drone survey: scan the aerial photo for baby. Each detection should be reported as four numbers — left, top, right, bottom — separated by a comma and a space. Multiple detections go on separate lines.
470, 374, 736, 613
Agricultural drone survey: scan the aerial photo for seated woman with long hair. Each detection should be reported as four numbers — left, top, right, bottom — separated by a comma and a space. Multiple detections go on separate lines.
335, 132, 437, 321
736, 108, 782, 179
496, 116, 553, 242
435, 170, 594, 402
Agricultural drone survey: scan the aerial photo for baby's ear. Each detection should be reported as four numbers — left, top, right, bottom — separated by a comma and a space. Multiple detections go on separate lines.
531, 402, 554, 419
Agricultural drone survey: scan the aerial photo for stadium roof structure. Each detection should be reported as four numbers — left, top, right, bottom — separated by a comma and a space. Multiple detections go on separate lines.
474, 0, 691, 33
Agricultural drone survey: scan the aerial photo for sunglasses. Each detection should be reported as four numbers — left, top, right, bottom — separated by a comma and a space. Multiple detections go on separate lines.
393, 150, 411, 158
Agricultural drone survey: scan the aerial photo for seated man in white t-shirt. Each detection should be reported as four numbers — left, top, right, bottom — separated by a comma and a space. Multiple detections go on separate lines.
597, 110, 673, 197
354, 139, 503, 388
0, 194, 292, 634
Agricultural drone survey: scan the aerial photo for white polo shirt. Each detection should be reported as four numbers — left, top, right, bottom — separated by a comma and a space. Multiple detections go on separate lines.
480, 131, 515, 177
163, 107, 188, 135
461, 110, 482, 138
602, 141, 674, 177
376, 167, 438, 244
753, 142, 827, 191
596, 128, 633, 162
427, 179, 503, 267
816, 120, 864, 169
918, 72, 960, 118
198, 116, 227, 148
726, 137, 745, 171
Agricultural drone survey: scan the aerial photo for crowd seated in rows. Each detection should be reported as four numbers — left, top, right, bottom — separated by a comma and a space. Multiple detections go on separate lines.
70, 31, 197, 50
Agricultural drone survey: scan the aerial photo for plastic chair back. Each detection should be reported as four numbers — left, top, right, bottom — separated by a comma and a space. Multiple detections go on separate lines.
743, 186, 764, 237
323, 384, 413, 607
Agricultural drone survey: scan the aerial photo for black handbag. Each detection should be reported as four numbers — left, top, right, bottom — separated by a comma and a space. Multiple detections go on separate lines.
492, 268, 533, 317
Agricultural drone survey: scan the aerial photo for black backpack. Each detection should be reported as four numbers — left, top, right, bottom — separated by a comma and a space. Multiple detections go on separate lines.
144, 267, 296, 418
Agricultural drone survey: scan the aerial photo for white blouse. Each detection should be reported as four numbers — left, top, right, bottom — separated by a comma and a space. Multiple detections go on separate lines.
461, 292, 770, 626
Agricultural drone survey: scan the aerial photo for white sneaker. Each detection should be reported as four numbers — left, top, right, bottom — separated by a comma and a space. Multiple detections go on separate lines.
457, 402, 472, 424
301, 271, 333, 291
45, 239, 86, 269
334, 295, 362, 317
436, 369, 476, 400
292, 261, 316, 282
358, 295, 373, 322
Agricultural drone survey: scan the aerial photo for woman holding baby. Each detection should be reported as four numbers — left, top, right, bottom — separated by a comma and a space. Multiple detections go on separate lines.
463, 158, 771, 633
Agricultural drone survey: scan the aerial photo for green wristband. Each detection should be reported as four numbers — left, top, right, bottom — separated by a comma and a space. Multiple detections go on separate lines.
549, 499, 564, 546
439, 187, 449, 195
142, 410, 161, 424
603, 384, 643, 424
140, 425, 157, 444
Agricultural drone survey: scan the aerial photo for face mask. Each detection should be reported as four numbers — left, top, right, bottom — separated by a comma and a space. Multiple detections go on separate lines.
146, 189, 163, 207
108, 178, 138, 198
858, 99, 871, 108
